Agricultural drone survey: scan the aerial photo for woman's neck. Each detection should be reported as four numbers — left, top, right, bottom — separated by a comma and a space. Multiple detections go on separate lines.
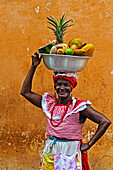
58, 96, 71, 105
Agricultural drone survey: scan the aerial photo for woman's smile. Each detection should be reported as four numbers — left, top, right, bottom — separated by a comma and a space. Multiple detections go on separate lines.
59, 90, 67, 96
59, 91, 66, 94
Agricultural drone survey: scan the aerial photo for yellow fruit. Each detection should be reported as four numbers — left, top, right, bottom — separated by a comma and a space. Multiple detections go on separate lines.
82, 44, 94, 56
57, 48, 65, 54
74, 49, 86, 56
70, 44, 78, 52
68, 38, 82, 48
61, 43, 69, 50
65, 48, 74, 55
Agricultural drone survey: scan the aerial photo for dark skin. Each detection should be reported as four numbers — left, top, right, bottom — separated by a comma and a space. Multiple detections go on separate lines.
21, 52, 111, 152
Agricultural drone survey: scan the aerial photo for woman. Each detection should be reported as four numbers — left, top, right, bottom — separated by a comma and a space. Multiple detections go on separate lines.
21, 51, 111, 170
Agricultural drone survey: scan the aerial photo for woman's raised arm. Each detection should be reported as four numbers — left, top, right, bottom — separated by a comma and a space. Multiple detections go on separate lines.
20, 52, 42, 108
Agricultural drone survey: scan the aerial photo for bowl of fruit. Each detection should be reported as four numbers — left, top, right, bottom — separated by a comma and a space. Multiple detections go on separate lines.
38, 14, 94, 72
40, 53, 92, 72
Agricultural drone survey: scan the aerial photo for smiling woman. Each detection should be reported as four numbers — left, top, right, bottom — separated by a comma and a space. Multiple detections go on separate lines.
20, 52, 111, 170
55, 79, 72, 102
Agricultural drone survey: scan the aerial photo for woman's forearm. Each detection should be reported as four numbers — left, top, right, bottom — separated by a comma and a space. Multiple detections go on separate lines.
88, 119, 111, 148
20, 65, 37, 96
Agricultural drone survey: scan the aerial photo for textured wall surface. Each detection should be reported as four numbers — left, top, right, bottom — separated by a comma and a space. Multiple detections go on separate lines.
0, 0, 113, 169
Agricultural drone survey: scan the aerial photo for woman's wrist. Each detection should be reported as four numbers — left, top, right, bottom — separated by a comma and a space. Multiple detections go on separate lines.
31, 64, 38, 69
87, 141, 92, 149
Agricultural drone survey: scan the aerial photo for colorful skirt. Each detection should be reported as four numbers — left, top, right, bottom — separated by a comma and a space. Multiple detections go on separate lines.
39, 137, 82, 170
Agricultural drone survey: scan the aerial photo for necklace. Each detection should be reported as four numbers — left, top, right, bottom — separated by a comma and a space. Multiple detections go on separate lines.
50, 98, 72, 127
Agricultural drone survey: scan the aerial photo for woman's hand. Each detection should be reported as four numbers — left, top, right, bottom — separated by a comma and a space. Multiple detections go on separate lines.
80, 143, 90, 153
31, 51, 42, 67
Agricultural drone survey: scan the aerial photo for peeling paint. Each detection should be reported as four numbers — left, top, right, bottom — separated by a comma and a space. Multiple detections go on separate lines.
35, 6, 39, 13
45, 0, 51, 11
111, 70, 113, 75
26, 47, 30, 56
26, 47, 30, 51
105, 12, 110, 17
106, 132, 113, 140
88, 130, 90, 140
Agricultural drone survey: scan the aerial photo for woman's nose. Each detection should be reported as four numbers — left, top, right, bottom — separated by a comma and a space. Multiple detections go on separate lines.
60, 84, 65, 89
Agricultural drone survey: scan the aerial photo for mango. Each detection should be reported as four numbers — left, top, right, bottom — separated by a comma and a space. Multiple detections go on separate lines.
68, 38, 82, 48
82, 44, 95, 57
74, 49, 86, 56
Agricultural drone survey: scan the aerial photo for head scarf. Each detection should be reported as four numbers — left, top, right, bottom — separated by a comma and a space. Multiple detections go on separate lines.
53, 71, 78, 90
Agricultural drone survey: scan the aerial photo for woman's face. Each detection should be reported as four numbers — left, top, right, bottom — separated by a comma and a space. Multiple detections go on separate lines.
55, 79, 72, 99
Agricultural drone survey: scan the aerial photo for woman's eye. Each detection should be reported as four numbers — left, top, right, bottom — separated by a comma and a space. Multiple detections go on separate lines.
56, 82, 70, 87
57, 83, 61, 86
64, 83, 69, 86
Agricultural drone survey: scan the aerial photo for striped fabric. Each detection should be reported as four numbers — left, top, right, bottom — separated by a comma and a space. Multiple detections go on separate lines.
42, 93, 91, 140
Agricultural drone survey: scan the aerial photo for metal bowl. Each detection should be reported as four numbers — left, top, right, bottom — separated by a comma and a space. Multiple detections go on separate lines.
39, 53, 92, 72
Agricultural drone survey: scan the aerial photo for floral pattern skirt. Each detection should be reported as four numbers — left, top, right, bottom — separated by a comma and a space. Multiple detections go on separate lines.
39, 139, 82, 170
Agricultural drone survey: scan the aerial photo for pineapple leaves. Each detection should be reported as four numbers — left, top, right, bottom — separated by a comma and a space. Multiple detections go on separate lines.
47, 27, 56, 33
47, 14, 74, 43
47, 21, 57, 29
62, 19, 74, 28
47, 16, 58, 27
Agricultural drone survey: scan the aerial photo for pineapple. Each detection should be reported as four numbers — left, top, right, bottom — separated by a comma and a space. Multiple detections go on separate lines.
47, 14, 74, 43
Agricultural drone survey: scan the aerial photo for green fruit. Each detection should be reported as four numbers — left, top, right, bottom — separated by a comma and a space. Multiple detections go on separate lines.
38, 42, 55, 54
65, 48, 74, 55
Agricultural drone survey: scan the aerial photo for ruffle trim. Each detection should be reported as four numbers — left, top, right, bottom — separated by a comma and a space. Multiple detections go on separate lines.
42, 93, 92, 120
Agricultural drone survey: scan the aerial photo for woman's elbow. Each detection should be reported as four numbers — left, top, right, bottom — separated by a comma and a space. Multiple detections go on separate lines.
106, 119, 111, 126
102, 118, 111, 127
20, 90, 26, 97
20, 91, 23, 96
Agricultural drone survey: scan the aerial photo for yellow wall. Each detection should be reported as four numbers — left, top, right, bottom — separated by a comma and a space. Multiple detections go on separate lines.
0, 0, 113, 169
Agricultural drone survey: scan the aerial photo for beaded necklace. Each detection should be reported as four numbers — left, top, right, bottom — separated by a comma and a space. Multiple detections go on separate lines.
50, 98, 72, 127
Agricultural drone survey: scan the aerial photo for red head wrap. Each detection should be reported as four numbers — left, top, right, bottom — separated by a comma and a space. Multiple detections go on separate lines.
53, 71, 78, 90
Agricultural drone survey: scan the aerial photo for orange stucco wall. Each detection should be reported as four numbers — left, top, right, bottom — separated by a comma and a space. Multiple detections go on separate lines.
0, 0, 113, 169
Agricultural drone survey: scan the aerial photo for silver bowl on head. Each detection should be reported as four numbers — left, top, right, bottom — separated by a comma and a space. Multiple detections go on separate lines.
39, 53, 92, 72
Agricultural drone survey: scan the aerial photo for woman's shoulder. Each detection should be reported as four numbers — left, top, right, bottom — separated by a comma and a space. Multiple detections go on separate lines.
72, 97, 92, 108
42, 92, 55, 100
42, 92, 55, 107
